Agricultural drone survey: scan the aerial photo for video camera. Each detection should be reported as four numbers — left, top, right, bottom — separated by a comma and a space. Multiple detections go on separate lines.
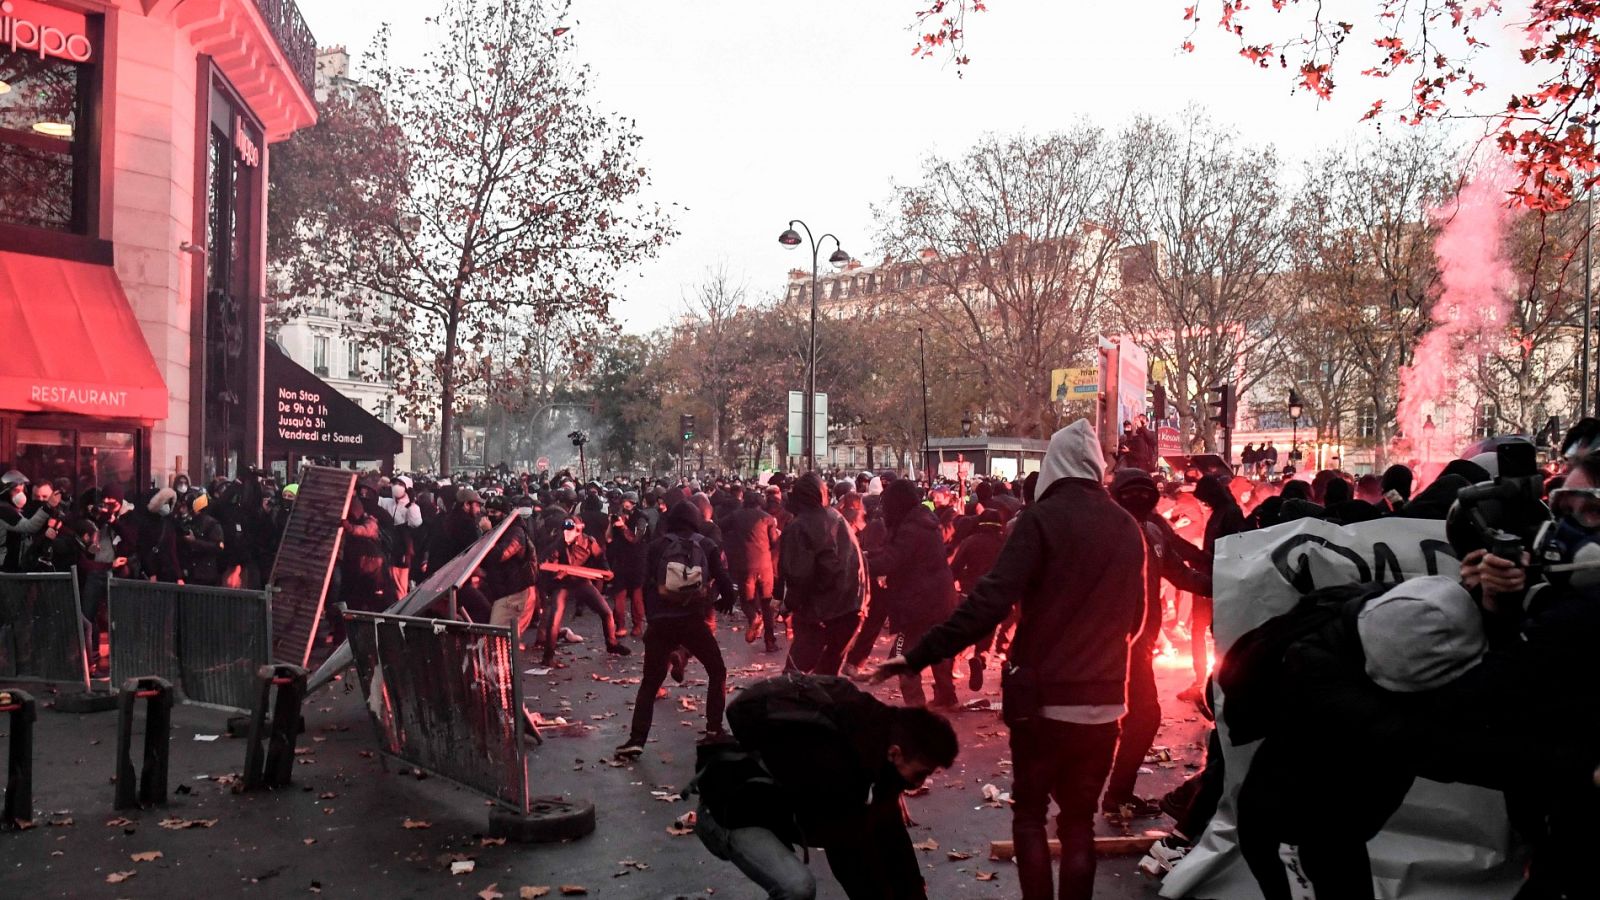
1446, 442, 1550, 567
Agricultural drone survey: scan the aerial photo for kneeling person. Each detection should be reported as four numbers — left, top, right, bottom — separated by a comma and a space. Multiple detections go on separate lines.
693, 674, 958, 900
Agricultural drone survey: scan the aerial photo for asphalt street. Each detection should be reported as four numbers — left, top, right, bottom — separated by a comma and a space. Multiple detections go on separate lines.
0, 618, 1211, 899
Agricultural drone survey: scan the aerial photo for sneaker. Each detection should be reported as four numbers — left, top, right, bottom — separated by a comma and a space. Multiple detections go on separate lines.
744, 619, 763, 644
1137, 837, 1190, 879
559, 627, 585, 644
1101, 796, 1164, 819
968, 654, 985, 691
606, 643, 632, 656
614, 742, 644, 760
1176, 683, 1204, 703
697, 729, 733, 746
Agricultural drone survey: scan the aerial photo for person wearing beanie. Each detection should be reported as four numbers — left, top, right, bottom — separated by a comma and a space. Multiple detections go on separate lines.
867, 478, 957, 708
179, 492, 226, 586
1184, 474, 1248, 704
136, 488, 183, 583
1379, 464, 1414, 507
875, 420, 1147, 900
776, 473, 866, 675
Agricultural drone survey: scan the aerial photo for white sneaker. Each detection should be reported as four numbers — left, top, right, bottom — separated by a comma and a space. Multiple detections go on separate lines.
1137, 839, 1189, 880
559, 627, 585, 644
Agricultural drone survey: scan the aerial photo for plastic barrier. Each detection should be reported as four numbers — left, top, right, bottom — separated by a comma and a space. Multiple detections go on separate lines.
0, 688, 35, 827
113, 676, 173, 810
344, 610, 529, 813
0, 571, 89, 690
107, 579, 272, 713
243, 664, 307, 790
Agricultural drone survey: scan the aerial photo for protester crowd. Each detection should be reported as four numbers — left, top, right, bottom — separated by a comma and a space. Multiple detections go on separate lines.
6, 415, 1597, 900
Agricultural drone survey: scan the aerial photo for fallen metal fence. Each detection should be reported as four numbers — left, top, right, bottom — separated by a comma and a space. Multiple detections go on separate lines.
0, 571, 89, 690
345, 610, 528, 813
108, 579, 272, 713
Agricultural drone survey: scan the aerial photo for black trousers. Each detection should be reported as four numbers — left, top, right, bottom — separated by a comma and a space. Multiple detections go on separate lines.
626, 615, 727, 743
1010, 718, 1120, 900
844, 589, 888, 668
784, 613, 860, 676
1104, 637, 1160, 805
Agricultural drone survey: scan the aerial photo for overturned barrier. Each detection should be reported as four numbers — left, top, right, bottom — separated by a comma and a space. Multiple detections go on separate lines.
306, 514, 516, 693
0, 571, 89, 690
344, 610, 529, 812
107, 579, 272, 713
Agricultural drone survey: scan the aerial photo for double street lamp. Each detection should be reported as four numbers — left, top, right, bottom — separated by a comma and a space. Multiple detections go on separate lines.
778, 220, 850, 472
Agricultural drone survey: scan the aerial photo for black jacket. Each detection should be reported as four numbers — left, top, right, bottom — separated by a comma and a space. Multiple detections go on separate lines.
700, 675, 924, 896
722, 505, 780, 583
480, 517, 534, 599
777, 483, 864, 624
905, 422, 1146, 707
949, 521, 1005, 594
869, 505, 955, 633
643, 502, 736, 619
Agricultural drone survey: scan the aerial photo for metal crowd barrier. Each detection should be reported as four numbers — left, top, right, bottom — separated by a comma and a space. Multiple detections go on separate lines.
107, 579, 272, 713
0, 571, 90, 690
345, 610, 529, 814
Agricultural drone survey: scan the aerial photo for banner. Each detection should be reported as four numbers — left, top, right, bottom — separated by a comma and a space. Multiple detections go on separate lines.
1160, 517, 1523, 899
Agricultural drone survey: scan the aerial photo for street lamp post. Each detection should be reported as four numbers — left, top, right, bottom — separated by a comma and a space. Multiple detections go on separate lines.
779, 221, 850, 473
1288, 389, 1304, 466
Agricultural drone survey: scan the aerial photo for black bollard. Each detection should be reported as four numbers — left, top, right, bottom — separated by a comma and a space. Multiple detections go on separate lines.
243, 664, 308, 790
0, 689, 36, 827
113, 677, 173, 810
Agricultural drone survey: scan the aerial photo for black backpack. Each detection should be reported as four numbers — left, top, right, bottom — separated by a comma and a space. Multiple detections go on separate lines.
654, 533, 711, 606
1217, 583, 1382, 746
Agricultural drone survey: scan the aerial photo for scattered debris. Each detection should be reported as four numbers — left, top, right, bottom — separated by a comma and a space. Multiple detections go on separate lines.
159, 817, 217, 830
106, 871, 136, 884
131, 851, 163, 862
478, 885, 504, 900
947, 850, 973, 861
913, 838, 940, 852
666, 810, 697, 836
451, 859, 477, 875
193, 734, 220, 742
519, 888, 551, 899
976, 870, 998, 881
402, 818, 431, 829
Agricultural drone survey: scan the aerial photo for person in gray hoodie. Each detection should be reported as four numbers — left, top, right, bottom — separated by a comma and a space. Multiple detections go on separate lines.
874, 419, 1147, 900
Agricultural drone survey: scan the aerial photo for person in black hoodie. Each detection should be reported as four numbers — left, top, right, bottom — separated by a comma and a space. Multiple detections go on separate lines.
724, 492, 782, 652
1183, 473, 1248, 704
776, 473, 865, 676
949, 509, 1008, 690
875, 419, 1146, 900
869, 479, 957, 708
1107, 468, 1210, 819
616, 501, 737, 758
693, 674, 958, 899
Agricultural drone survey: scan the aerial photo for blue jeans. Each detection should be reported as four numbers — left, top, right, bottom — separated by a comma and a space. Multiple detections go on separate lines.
696, 805, 816, 900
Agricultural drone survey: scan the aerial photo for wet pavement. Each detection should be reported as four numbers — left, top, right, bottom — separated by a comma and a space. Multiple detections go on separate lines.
0, 618, 1211, 898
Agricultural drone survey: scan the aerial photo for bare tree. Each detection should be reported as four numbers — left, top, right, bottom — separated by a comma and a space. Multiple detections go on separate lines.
875, 127, 1135, 438
1116, 111, 1290, 451
273, 0, 674, 474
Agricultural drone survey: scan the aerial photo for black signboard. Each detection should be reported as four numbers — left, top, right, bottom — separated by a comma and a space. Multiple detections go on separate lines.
266, 466, 354, 667
263, 343, 402, 458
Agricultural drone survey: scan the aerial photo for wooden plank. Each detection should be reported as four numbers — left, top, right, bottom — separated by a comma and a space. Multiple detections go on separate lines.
265, 466, 355, 667
988, 833, 1166, 860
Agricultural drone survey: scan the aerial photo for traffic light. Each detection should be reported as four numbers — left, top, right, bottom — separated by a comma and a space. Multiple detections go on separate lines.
1208, 383, 1236, 430
680, 413, 695, 442
1151, 384, 1167, 421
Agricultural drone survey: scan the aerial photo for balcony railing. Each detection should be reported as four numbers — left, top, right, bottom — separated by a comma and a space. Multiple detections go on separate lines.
254, 0, 317, 99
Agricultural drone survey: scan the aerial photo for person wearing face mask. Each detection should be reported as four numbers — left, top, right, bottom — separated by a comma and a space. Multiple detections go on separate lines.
136, 488, 183, 583
179, 493, 225, 587
536, 516, 626, 667
692, 674, 959, 900
1105, 468, 1210, 821
379, 481, 422, 597
171, 474, 192, 507
0, 470, 54, 573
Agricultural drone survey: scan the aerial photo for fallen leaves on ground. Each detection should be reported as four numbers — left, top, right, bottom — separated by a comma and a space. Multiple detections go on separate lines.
130, 851, 163, 862
478, 885, 504, 900
616, 859, 649, 871
159, 817, 217, 829
106, 871, 136, 884
479, 836, 507, 847
402, 818, 431, 829
302, 838, 316, 845
912, 838, 939, 851
46, 816, 73, 827
104, 817, 134, 827
12, 819, 34, 830
947, 850, 973, 861
451, 859, 477, 875
976, 870, 998, 881
519, 889, 550, 899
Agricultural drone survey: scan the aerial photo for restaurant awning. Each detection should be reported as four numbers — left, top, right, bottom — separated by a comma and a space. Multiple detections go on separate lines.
264, 342, 403, 458
0, 251, 169, 421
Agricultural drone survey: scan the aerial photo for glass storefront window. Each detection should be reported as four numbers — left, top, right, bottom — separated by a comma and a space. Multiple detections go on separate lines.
0, 53, 87, 231
14, 426, 138, 502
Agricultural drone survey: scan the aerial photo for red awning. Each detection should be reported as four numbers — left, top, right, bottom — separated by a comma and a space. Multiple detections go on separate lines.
0, 251, 168, 422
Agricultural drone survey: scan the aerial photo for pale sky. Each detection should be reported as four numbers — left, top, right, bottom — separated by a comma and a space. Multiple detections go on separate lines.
297, 0, 1534, 333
